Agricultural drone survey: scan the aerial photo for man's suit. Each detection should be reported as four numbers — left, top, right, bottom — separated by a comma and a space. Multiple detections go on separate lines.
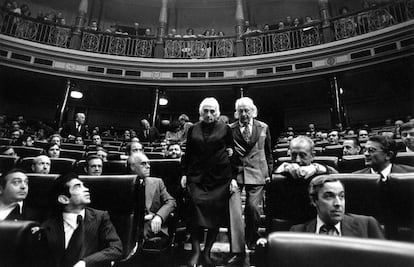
61, 121, 88, 139
42, 207, 123, 267
144, 177, 176, 239
229, 119, 273, 250
138, 127, 160, 143
3, 203, 42, 222
353, 163, 414, 174
290, 213, 385, 239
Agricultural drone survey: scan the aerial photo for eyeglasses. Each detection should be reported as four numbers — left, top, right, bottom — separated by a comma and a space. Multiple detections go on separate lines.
140, 161, 150, 167
402, 132, 414, 138
364, 147, 384, 154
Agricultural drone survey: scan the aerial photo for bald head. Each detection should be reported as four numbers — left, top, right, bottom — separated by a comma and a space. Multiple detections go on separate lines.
32, 155, 51, 174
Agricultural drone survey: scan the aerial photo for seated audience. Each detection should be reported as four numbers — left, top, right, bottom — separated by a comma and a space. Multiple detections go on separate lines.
74, 136, 84, 145
275, 135, 338, 179
327, 130, 340, 145
0, 145, 17, 156
400, 121, 414, 152
307, 123, 316, 138
127, 153, 176, 248
358, 129, 369, 143
165, 143, 182, 159
354, 135, 414, 178
61, 112, 88, 140
91, 134, 102, 146
45, 143, 60, 158
84, 155, 103, 176
42, 172, 123, 267
95, 147, 108, 162
125, 141, 143, 156
0, 168, 39, 221
31, 155, 51, 174
10, 129, 22, 145
342, 138, 361, 156
49, 134, 62, 146
138, 119, 160, 143
290, 175, 384, 239
165, 121, 182, 143
22, 134, 34, 147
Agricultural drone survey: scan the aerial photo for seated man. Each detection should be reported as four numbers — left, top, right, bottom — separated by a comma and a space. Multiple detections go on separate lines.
91, 134, 102, 146
0, 168, 39, 221
32, 155, 51, 174
84, 155, 103, 176
358, 129, 369, 143
327, 130, 340, 145
275, 135, 338, 179
400, 122, 414, 152
165, 143, 182, 159
290, 175, 384, 239
127, 153, 176, 248
354, 135, 414, 179
42, 173, 123, 267
342, 138, 361, 156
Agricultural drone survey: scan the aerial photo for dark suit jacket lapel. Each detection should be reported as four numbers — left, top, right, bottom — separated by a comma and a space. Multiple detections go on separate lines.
341, 215, 360, 237
83, 208, 97, 256
305, 219, 317, 233
250, 120, 261, 145
44, 215, 66, 265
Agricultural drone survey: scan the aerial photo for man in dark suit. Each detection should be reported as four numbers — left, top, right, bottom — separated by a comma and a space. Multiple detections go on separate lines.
127, 152, 176, 246
290, 175, 384, 239
0, 168, 40, 221
61, 113, 88, 140
353, 135, 414, 178
42, 173, 123, 267
228, 97, 273, 263
138, 119, 160, 143
401, 122, 414, 152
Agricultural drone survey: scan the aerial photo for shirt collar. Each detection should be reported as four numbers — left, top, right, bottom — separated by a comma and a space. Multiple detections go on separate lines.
407, 147, 414, 152
316, 215, 342, 236
63, 209, 85, 228
239, 119, 253, 127
17, 201, 23, 214
370, 163, 392, 180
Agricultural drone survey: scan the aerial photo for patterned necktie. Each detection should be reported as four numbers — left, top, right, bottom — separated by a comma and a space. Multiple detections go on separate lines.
242, 123, 250, 142
319, 224, 337, 236
63, 215, 84, 267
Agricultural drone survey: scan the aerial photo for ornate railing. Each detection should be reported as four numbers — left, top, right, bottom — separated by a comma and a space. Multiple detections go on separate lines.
164, 37, 235, 59
80, 31, 154, 57
244, 23, 322, 56
332, 0, 414, 40
0, 13, 72, 48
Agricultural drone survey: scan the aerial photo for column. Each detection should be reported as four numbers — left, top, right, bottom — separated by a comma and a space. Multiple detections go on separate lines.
318, 0, 333, 43
235, 0, 245, 56
70, 0, 88, 49
154, 0, 168, 58
59, 80, 72, 128
329, 76, 346, 127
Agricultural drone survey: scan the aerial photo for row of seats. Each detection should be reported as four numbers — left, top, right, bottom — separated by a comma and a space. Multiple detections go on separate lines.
265, 173, 414, 242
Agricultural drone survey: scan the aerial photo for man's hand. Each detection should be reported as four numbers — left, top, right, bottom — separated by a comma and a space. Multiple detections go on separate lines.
151, 215, 162, 234
73, 260, 86, 267
180, 176, 187, 188
226, 148, 233, 157
229, 179, 238, 193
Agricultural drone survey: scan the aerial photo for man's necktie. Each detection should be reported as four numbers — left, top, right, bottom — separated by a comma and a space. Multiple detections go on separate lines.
63, 215, 84, 267
319, 224, 337, 236
242, 124, 250, 142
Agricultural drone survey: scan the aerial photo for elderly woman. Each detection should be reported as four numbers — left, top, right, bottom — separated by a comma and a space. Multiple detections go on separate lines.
181, 97, 235, 266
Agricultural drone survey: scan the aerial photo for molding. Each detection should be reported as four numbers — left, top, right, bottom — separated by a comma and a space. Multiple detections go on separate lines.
0, 20, 413, 86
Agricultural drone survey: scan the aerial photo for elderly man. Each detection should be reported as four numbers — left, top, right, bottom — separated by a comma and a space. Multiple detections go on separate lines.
0, 169, 39, 221
275, 135, 338, 179
342, 138, 361, 156
228, 97, 273, 262
354, 135, 414, 178
400, 121, 414, 152
42, 173, 123, 267
32, 155, 51, 174
327, 130, 340, 145
84, 155, 103, 176
61, 112, 88, 140
138, 119, 160, 143
127, 153, 176, 247
290, 175, 384, 238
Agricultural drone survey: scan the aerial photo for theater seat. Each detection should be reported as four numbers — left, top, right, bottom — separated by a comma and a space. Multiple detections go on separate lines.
0, 154, 18, 173
0, 137, 12, 145
256, 232, 414, 267
12, 146, 43, 157
273, 148, 288, 159
388, 173, 414, 242
394, 152, 414, 167
103, 160, 128, 175
18, 157, 76, 174
146, 152, 165, 159
60, 143, 86, 151
60, 149, 85, 160
33, 141, 48, 150
0, 220, 47, 267
26, 174, 59, 220
339, 155, 366, 173
323, 145, 343, 158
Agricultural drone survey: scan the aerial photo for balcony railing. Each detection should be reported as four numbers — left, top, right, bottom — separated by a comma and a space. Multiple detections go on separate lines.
0, 0, 413, 59
164, 36, 235, 59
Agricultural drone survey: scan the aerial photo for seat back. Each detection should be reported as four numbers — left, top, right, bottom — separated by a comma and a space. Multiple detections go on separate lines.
275, 156, 338, 169
33, 141, 48, 150
12, 146, 43, 157
60, 149, 85, 160
0, 155, 18, 173
17, 157, 76, 174
388, 173, 414, 242
0, 220, 46, 267
149, 159, 182, 199
146, 152, 165, 159
60, 143, 86, 151
394, 152, 414, 167
339, 155, 366, 173
103, 160, 128, 175
323, 145, 344, 158
0, 137, 12, 145
273, 148, 288, 159
256, 232, 414, 267
26, 174, 59, 220
79, 175, 144, 259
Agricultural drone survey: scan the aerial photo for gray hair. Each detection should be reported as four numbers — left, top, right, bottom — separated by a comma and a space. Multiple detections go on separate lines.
199, 97, 221, 120
234, 97, 258, 119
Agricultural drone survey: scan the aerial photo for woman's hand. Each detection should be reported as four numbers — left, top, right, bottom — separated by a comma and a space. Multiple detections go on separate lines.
229, 179, 238, 193
180, 175, 187, 188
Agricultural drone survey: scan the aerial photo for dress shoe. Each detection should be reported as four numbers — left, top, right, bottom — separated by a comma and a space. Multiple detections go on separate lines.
227, 253, 246, 265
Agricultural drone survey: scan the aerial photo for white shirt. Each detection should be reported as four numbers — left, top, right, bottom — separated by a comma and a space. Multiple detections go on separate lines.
315, 216, 341, 236
406, 147, 414, 152
63, 209, 85, 249
370, 163, 392, 181
0, 201, 23, 221
239, 119, 253, 136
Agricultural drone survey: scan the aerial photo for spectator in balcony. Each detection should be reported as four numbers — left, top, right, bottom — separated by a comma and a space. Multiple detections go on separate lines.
304, 16, 314, 25
144, 28, 152, 37
218, 31, 225, 36
10, 1, 21, 15
1, 1, 13, 13
133, 22, 139, 35
210, 28, 217, 36
342, 138, 361, 156
167, 28, 181, 38
263, 24, 270, 32
293, 17, 301, 27
201, 29, 211, 37
183, 27, 196, 38
88, 20, 99, 31
31, 155, 51, 174
285, 16, 293, 27
20, 4, 30, 17
45, 143, 60, 159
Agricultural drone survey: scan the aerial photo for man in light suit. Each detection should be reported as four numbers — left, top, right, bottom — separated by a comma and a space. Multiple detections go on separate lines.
61, 113, 88, 140
42, 173, 123, 267
228, 97, 273, 263
353, 135, 414, 178
127, 153, 176, 247
290, 175, 384, 239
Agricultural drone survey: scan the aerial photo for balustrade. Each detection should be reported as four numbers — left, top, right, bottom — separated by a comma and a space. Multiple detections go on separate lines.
164, 37, 235, 59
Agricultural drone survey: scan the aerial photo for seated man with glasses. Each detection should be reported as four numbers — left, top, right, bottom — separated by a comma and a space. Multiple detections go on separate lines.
354, 135, 414, 178
400, 122, 414, 152
127, 153, 176, 249
275, 135, 338, 180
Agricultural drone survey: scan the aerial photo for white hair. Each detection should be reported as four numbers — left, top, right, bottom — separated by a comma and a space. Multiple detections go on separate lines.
198, 97, 221, 119
234, 97, 258, 119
